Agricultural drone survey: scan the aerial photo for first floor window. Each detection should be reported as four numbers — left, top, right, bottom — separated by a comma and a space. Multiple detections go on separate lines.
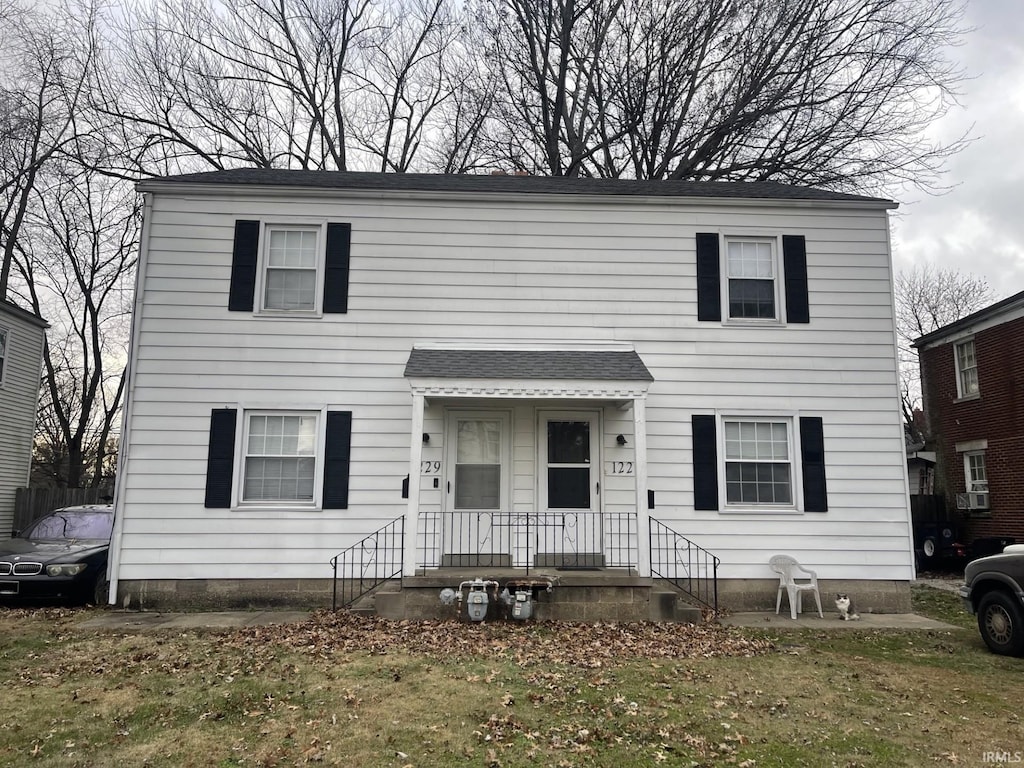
264, 227, 319, 311
726, 238, 777, 320
243, 412, 317, 502
724, 419, 792, 505
964, 451, 987, 492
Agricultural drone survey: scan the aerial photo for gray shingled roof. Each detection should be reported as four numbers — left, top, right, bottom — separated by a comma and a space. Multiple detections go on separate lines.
404, 349, 654, 381
142, 168, 890, 204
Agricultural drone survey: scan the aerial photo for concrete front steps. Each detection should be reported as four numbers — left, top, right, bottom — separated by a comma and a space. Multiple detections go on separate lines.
349, 569, 705, 623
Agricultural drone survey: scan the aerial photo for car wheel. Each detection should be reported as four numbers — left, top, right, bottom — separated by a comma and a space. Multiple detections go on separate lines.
921, 537, 937, 560
977, 591, 1024, 657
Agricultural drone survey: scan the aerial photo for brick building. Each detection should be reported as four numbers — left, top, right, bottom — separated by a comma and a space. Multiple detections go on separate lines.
914, 290, 1024, 551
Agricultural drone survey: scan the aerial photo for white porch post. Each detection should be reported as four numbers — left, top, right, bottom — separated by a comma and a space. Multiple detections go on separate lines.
403, 392, 425, 576
633, 395, 651, 577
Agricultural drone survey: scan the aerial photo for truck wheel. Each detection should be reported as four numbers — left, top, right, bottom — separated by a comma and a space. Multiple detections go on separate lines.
921, 537, 937, 560
977, 591, 1024, 657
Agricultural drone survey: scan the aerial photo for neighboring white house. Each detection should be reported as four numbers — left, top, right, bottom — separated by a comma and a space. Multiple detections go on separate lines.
0, 300, 47, 534
108, 169, 915, 612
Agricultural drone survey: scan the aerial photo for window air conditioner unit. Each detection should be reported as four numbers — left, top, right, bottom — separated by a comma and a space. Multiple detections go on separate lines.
956, 492, 989, 510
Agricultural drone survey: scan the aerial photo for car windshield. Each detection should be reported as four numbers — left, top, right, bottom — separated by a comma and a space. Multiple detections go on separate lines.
25, 512, 113, 541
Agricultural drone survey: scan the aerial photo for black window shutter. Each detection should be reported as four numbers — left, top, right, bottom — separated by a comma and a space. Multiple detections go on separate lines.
228, 220, 260, 312
782, 235, 810, 324
695, 233, 721, 321
205, 409, 237, 508
323, 223, 351, 314
799, 416, 828, 512
692, 415, 719, 511
323, 411, 353, 509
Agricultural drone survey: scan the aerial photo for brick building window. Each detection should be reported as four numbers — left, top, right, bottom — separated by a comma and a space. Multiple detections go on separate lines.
954, 338, 979, 397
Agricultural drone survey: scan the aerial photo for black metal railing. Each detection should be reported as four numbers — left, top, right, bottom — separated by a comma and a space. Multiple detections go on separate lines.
649, 517, 719, 612
330, 516, 404, 610
418, 511, 638, 572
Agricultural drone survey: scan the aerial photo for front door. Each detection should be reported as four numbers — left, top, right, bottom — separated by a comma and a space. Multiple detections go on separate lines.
537, 412, 602, 567
442, 411, 511, 567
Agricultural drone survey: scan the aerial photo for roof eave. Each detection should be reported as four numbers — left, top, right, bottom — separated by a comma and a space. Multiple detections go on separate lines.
135, 180, 898, 211
912, 289, 1024, 348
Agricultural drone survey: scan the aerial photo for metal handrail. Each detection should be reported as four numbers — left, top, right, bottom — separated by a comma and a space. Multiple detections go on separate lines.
330, 516, 404, 610
648, 517, 720, 612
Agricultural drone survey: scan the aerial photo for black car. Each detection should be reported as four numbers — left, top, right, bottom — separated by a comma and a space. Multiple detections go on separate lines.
0, 505, 114, 604
960, 544, 1024, 657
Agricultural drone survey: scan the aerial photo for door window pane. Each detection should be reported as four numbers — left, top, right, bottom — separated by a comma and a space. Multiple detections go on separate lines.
454, 419, 501, 509
547, 468, 590, 508
548, 421, 590, 464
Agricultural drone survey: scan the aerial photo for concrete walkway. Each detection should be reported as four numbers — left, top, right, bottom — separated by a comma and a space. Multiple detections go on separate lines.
719, 611, 957, 630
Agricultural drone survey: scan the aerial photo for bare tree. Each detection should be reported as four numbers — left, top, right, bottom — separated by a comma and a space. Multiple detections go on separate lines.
0, 1, 99, 299
96, 0, 471, 175
14, 166, 137, 488
894, 263, 995, 440
473, 0, 968, 190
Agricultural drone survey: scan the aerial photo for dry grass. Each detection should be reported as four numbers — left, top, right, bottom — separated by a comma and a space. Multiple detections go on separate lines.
0, 588, 1021, 767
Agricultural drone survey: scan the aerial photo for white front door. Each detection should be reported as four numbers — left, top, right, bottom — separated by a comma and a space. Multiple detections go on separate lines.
537, 411, 602, 567
443, 410, 511, 566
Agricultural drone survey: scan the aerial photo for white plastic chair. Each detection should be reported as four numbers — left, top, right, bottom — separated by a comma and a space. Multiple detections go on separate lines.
769, 554, 823, 620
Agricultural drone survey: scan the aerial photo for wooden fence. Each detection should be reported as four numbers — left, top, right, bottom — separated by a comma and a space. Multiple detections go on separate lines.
12, 487, 114, 534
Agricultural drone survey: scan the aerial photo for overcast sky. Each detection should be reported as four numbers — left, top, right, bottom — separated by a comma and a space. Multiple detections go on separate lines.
890, 0, 1024, 296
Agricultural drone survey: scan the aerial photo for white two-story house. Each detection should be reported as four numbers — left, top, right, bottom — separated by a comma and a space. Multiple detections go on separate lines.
108, 170, 915, 615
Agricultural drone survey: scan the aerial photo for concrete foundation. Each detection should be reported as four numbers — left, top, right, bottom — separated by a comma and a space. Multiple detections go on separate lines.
114, 576, 911, 618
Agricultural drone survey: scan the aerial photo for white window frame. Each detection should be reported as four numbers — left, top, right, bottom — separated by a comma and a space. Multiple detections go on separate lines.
237, 409, 324, 509
256, 223, 327, 316
963, 450, 987, 492
718, 414, 800, 512
954, 337, 979, 398
722, 235, 782, 324
0, 326, 7, 386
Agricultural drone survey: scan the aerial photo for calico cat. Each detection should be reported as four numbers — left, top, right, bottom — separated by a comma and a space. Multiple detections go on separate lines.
835, 593, 860, 621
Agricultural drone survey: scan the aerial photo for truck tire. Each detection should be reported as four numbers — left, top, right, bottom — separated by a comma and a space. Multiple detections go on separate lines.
921, 537, 937, 561
977, 590, 1024, 657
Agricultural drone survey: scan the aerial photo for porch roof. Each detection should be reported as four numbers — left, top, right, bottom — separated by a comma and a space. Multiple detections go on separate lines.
403, 348, 654, 382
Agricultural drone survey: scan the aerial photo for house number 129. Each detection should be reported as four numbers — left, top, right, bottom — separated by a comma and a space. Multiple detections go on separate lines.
610, 461, 634, 475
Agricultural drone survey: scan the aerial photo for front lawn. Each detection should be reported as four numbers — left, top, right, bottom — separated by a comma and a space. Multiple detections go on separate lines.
0, 586, 1020, 767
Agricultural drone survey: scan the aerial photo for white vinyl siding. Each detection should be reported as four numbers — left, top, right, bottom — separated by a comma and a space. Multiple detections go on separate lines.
115, 188, 911, 583
0, 307, 46, 534
954, 338, 979, 397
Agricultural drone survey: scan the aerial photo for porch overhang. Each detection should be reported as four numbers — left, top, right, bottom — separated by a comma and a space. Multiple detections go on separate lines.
404, 346, 653, 401
401, 345, 655, 577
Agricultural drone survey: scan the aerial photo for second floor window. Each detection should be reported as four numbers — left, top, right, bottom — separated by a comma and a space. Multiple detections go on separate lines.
726, 238, 777, 320
955, 338, 979, 397
264, 227, 320, 311
0, 328, 6, 384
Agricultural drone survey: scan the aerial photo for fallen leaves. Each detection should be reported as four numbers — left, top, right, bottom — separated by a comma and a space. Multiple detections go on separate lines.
219, 612, 775, 668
